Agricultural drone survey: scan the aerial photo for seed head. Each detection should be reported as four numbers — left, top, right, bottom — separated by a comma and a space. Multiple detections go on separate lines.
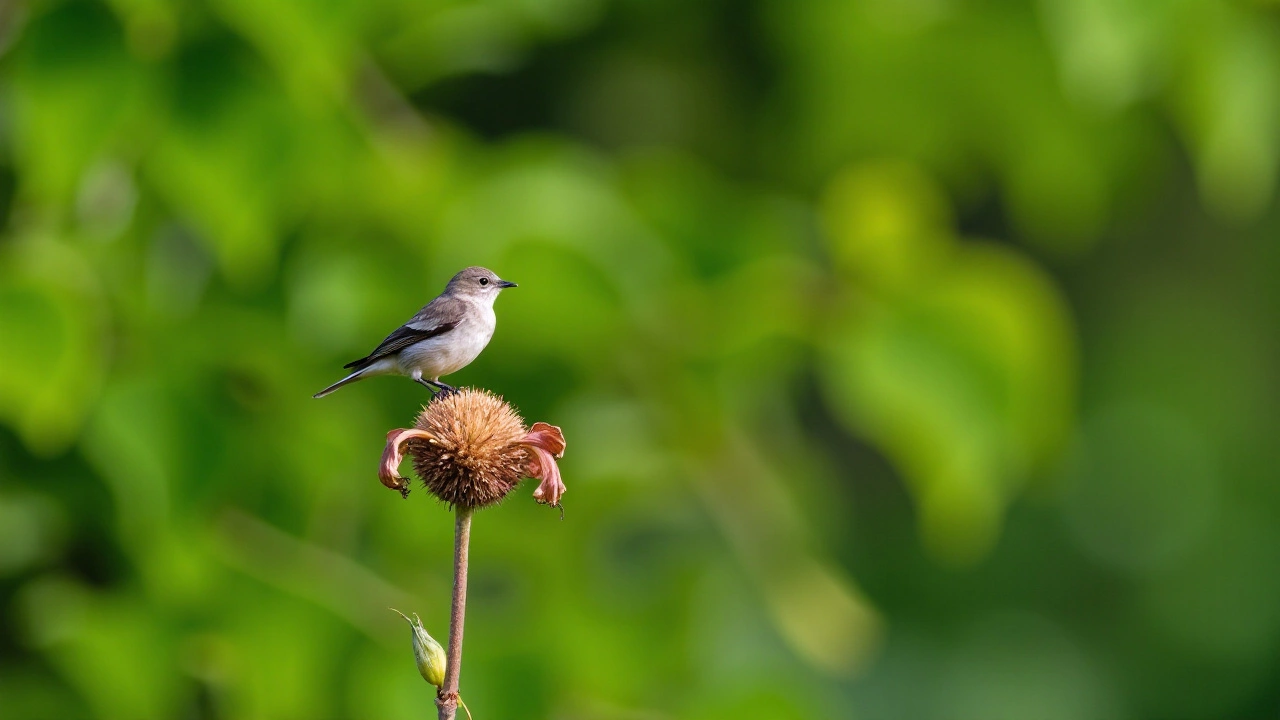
409, 388, 527, 507
379, 388, 567, 510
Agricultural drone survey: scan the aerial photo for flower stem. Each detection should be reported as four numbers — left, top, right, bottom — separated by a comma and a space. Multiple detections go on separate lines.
436, 505, 473, 720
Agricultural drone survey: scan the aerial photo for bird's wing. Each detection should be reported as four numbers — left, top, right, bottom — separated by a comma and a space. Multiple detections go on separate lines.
343, 297, 463, 370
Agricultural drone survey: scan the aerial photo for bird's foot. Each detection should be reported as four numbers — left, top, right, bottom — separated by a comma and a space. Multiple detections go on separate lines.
433, 382, 458, 400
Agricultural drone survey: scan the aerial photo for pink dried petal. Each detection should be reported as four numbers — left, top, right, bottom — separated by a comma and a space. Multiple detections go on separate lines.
521, 422, 566, 507
523, 422, 565, 457
380, 428, 432, 498
527, 445, 566, 506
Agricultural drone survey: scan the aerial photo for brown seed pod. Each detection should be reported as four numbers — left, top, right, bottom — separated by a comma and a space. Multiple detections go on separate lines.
379, 388, 567, 510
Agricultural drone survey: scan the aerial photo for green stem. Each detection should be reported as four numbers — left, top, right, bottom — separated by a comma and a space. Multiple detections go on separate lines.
436, 505, 473, 720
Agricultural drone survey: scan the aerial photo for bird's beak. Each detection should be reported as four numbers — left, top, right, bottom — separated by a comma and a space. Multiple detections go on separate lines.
498, 280, 518, 288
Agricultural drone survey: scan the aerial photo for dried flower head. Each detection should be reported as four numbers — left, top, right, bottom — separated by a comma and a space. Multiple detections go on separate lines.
379, 388, 567, 510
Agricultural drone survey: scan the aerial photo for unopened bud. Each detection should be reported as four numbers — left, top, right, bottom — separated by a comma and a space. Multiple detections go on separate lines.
391, 608, 446, 687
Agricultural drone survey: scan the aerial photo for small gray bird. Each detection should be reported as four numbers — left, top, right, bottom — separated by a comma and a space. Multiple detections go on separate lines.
313, 266, 517, 399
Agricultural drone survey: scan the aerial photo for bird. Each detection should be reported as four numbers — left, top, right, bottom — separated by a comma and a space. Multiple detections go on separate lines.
313, 266, 517, 399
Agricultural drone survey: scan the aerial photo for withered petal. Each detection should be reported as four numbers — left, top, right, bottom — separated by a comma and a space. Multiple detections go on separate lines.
523, 422, 566, 458
520, 423, 566, 506
380, 428, 432, 498
525, 446, 566, 507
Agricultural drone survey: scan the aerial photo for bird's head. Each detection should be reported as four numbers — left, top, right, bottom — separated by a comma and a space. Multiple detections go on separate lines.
445, 266, 518, 303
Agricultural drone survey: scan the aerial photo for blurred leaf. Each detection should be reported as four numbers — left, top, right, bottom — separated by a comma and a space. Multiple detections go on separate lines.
1172, 3, 1280, 222
8, 2, 144, 206
821, 163, 1076, 564
17, 576, 182, 720
821, 161, 953, 293
145, 38, 298, 286
0, 240, 108, 453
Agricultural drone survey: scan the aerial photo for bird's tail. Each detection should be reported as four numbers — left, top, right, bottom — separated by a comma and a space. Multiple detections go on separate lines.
313, 369, 366, 398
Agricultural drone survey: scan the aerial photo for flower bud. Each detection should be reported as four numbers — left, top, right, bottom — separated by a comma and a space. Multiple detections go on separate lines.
391, 608, 446, 687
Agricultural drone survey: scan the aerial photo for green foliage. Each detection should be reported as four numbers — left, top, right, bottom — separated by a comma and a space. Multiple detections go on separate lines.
1, 0, 1278, 718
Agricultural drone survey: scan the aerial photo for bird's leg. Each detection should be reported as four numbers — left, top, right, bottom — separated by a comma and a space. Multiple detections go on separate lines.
415, 376, 455, 403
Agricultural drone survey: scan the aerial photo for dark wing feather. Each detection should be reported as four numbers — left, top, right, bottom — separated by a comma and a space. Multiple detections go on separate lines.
343, 320, 457, 370
343, 295, 468, 370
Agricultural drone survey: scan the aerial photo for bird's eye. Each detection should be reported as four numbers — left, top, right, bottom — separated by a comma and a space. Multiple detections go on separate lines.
479, 277, 489, 286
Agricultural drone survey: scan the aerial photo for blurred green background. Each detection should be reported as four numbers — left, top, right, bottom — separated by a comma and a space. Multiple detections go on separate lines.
1, 0, 1278, 718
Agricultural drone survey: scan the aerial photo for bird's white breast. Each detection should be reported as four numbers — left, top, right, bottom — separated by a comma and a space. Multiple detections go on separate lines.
399, 301, 496, 380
